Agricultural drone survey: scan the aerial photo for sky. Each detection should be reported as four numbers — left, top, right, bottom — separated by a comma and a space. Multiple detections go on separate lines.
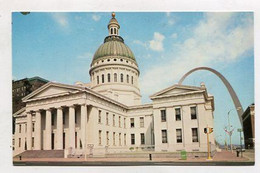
12, 12, 254, 145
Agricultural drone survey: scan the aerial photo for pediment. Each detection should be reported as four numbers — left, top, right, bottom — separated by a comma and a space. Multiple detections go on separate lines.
33, 86, 77, 98
22, 82, 84, 101
150, 84, 203, 98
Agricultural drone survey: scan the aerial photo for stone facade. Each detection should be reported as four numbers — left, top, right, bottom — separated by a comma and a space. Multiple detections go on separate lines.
13, 13, 215, 157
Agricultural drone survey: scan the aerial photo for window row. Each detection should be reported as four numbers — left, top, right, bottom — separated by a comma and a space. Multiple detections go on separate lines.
96, 73, 134, 85
98, 111, 126, 128
160, 106, 197, 122
18, 123, 35, 133
99, 131, 127, 146
130, 117, 144, 128
130, 133, 145, 145
161, 128, 199, 144
94, 58, 134, 66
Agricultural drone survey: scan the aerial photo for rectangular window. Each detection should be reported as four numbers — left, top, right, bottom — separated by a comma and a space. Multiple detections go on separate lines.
63, 112, 66, 125
119, 133, 121, 146
32, 123, 35, 132
98, 110, 102, 124
106, 112, 109, 125
106, 131, 109, 146
140, 117, 144, 128
99, 130, 102, 145
97, 76, 99, 84
124, 134, 126, 145
102, 74, 104, 83
32, 137, 34, 148
124, 118, 126, 128
75, 110, 77, 124
130, 118, 134, 128
141, 133, 145, 145
161, 110, 166, 122
113, 132, 116, 145
162, 130, 168, 143
176, 129, 182, 143
119, 116, 121, 127
51, 113, 55, 126
19, 138, 21, 147
113, 114, 115, 126
19, 124, 21, 133
175, 108, 181, 121
191, 106, 197, 119
131, 134, 135, 145
192, 128, 199, 142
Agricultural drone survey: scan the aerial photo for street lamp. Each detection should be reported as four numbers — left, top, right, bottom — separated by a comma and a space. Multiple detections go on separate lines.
226, 107, 242, 153
227, 109, 234, 153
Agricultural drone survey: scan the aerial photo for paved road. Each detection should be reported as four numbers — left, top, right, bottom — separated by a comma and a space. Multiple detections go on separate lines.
13, 150, 255, 166
13, 161, 254, 166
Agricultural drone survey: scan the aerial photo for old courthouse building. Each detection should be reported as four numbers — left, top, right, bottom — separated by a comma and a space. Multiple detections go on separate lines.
13, 13, 215, 157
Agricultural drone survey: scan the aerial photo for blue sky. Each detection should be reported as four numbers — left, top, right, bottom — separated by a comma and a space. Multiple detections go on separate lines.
12, 12, 254, 145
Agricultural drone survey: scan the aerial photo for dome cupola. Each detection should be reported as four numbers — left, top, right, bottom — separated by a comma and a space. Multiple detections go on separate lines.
89, 12, 141, 106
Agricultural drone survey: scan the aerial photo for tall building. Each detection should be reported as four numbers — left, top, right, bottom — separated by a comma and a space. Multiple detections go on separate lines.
12, 76, 49, 113
242, 103, 255, 149
13, 13, 215, 157
12, 76, 48, 134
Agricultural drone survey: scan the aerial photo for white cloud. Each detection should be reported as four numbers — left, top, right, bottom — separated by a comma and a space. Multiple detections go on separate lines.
77, 52, 93, 59
171, 33, 178, 39
140, 13, 253, 97
133, 40, 148, 48
51, 13, 68, 27
92, 14, 101, 22
149, 32, 165, 52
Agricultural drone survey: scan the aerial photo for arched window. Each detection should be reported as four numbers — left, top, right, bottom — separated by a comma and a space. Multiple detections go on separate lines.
108, 73, 111, 82
114, 28, 116, 35
131, 76, 134, 84
102, 74, 104, 83
111, 28, 113, 35
114, 73, 117, 82
97, 76, 99, 84
121, 73, 123, 82
127, 75, 129, 83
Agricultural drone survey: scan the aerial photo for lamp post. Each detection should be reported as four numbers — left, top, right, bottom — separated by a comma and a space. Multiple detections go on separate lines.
227, 107, 242, 153
227, 109, 233, 153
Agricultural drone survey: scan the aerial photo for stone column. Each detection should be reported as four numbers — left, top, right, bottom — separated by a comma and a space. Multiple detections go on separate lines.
34, 110, 41, 150
56, 107, 63, 149
81, 104, 87, 149
69, 105, 75, 148
45, 109, 52, 150
26, 112, 32, 150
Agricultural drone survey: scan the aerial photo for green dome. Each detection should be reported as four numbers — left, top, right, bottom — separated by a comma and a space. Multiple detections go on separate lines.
92, 35, 136, 64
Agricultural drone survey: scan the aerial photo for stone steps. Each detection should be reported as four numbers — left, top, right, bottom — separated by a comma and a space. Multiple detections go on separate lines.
15, 150, 64, 158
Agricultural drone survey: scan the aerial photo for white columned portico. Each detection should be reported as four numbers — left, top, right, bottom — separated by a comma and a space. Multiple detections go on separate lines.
56, 107, 63, 149
69, 105, 76, 148
80, 104, 87, 149
34, 110, 41, 150
26, 112, 32, 150
45, 109, 52, 150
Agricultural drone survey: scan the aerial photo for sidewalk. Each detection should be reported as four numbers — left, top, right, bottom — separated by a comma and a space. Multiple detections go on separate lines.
13, 150, 250, 163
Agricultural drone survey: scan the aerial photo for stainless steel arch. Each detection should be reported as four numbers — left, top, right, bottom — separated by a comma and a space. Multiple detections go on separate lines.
178, 67, 244, 127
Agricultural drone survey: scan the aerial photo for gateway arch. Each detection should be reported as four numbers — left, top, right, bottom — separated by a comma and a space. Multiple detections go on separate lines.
178, 67, 244, 126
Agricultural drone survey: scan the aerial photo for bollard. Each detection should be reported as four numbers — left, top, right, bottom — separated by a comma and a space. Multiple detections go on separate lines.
149, 154, 152, 160
236, 150, 239, 157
